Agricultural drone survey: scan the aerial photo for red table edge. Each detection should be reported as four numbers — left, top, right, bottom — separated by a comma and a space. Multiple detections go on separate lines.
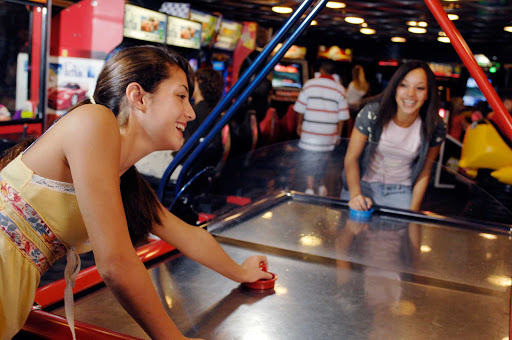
34, 239, 175, 308
22, 310, 141, 340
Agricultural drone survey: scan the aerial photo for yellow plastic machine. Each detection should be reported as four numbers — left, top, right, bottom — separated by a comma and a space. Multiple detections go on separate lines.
459, 120, 512, 184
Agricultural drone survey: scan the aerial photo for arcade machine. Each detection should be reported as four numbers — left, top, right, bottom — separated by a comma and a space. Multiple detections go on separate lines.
211, 18, 243, 94
188, 9, 221, 70
269, 44, 309, 120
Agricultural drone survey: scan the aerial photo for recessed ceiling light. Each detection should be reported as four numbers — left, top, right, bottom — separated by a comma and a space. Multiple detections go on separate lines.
406, 21, 417, 26
418, 21, 428, 27
448, 14, 459, 20
391, 36, 406, 42
272, 6, 293, 14
504, 26, 512, 32
361, 22, 368, 27
408, 27, 427, 34
438, 31, 446, 36
326, 1, 346, 9
360, 28, 376, 35
345, 16, 365, 24
311, 20, 318, 25
437, 36, 450, 43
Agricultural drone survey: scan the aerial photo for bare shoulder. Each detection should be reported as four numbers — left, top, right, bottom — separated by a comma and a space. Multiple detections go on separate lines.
57, 104, 122, 163
60, 104, 120, 145
62, 104, 118, 133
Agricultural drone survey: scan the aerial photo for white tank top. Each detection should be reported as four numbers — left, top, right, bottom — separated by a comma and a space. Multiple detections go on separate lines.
362, 117, 422, 185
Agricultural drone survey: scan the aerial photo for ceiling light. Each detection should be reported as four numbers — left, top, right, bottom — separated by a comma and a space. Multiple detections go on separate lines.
360, 28, 376, 35
504, 26, 512, 32
438, 31, 446, 36
326, 1, 346, 9
345, 16, 365, 24
408, 27, 427, 34
361, 22, 368, 27
406, 21, 417, 26
391, 36, 406, 42
448, 14, 459, 20
418, 21, 428, 27
311, 20, 318, 25
437, 36, 450, 43
272, 6, 293, 14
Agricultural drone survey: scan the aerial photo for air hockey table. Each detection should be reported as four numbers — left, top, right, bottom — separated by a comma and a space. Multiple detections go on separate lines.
19, 191, 512, 339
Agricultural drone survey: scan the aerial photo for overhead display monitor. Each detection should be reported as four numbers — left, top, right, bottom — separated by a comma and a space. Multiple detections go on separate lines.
123, 4, 167, 43
189, 9, 220, 46
213, 19, 242, 51
166, 16, 201, 49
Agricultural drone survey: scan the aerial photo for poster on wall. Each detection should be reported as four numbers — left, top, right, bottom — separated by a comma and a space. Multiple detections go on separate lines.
166, 16, 201, 49
213, 19, 242, 51
47, 56, 105, 116
123, 4, 167, 43
189, 9, 219, 46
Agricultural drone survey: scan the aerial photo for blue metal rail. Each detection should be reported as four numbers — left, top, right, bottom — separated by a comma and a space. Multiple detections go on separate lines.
157, 0, 329, 207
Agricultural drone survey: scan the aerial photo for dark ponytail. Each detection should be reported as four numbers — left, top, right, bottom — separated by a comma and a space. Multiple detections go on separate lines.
120, 166, 163, 245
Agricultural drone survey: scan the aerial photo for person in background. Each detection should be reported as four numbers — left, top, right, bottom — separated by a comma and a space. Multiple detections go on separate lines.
342, 60, 446, 211
488, 88, 512, 126
346, 65, 370, 117
0, 45, 271, 340
294, 59, 349, 196
185, 68, 225, 139
176, 68, 226, 205
230, 51, 273, 158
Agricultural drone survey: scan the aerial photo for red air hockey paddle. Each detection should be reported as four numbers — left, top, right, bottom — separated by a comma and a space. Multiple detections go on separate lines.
242, 261, 277, 290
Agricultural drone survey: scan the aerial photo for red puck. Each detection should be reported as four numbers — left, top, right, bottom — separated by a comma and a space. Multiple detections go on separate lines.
242, 272, 277, 290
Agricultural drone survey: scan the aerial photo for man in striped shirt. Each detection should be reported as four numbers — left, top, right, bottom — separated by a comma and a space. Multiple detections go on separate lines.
294, 59, 349, 151
293, 60, 349, 195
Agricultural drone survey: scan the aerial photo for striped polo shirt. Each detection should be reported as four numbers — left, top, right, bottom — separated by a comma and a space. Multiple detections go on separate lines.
294, 75, 349, 151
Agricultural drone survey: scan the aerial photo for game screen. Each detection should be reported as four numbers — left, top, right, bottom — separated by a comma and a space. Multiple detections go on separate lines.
123, 4, 167, 43
463, 77, 490, 106
272, 61, 303, 89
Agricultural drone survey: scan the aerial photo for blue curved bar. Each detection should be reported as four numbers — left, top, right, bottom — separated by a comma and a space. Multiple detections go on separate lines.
171, 0, 329, 206
157, 0, 318, 203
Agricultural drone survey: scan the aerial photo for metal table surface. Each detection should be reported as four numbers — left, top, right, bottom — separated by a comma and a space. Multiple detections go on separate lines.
49, 192, 512, 339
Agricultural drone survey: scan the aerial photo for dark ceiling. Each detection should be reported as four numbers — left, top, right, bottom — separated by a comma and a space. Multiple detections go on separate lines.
124, 0, 512, 62
53, 0, 512, 62
130, 0, 512, 44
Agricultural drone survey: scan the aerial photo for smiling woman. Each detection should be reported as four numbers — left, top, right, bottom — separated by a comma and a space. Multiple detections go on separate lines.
341, 60, 446, 212
0, 45, 272, 340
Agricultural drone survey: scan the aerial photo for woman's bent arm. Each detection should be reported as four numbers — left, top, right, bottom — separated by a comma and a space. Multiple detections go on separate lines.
62, 107, 186, 339
344, 128, 372, 210
152, 208, 272, 283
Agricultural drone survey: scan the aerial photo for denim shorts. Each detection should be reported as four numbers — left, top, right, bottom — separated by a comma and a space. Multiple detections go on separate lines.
340, 181, 412, 210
